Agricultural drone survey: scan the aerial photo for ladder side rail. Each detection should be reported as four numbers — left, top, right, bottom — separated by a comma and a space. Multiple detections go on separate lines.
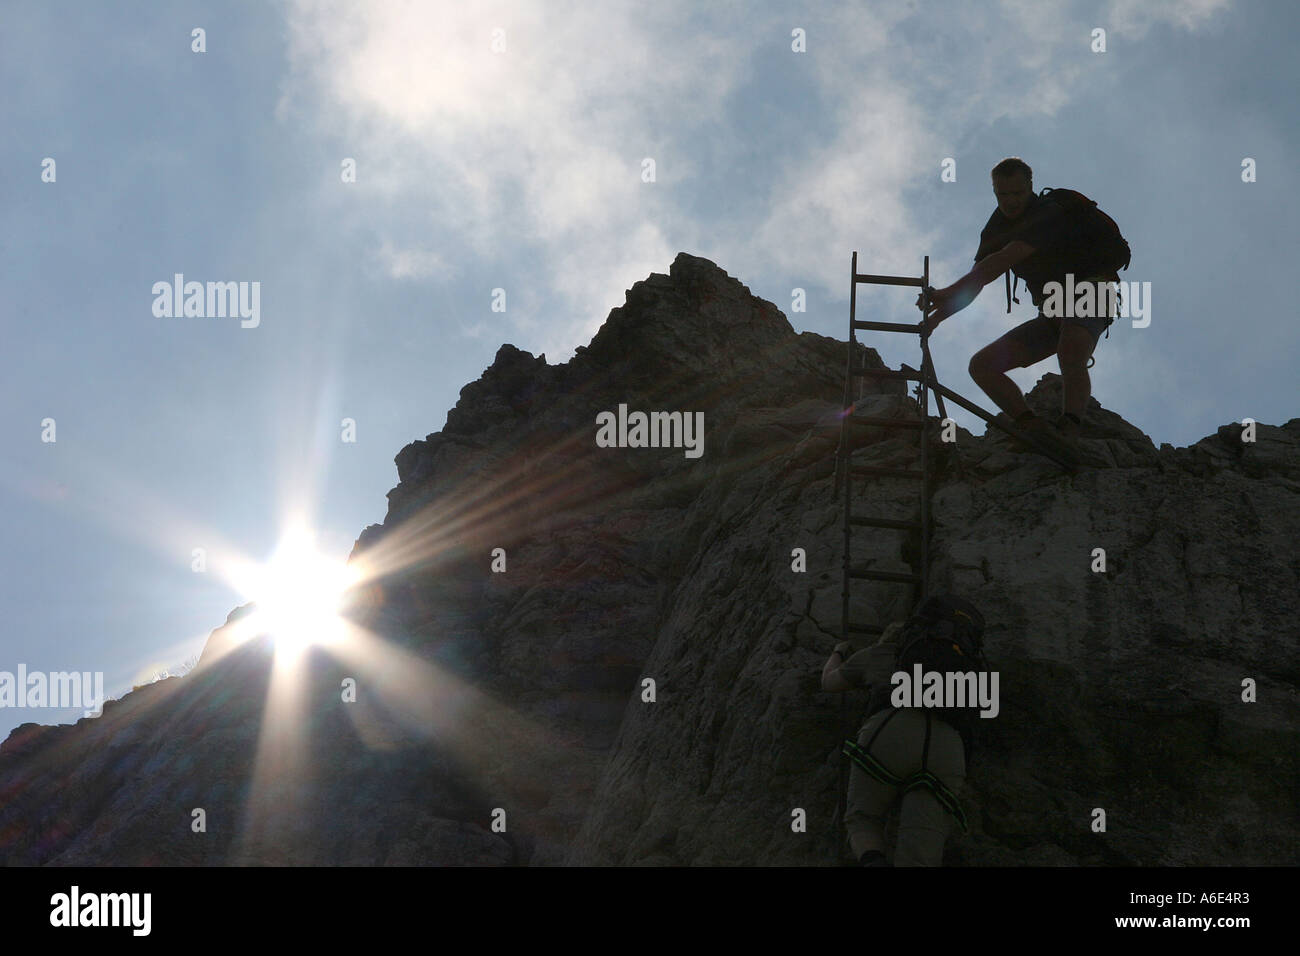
919, 256, 931, 603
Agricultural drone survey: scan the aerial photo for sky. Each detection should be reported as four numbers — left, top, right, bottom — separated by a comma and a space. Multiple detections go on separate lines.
2, 0, 1295, 740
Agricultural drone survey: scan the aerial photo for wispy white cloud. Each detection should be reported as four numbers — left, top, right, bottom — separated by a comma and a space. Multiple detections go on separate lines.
280, 0, 1236, 364
1105, 0, 1231, 37
374, 239, 454, 280
729, 0, 1237, 316
281, 0, 769, 357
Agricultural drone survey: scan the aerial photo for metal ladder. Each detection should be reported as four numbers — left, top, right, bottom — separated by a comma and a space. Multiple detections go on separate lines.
835, 253, 942, 636
829, 252, 1075, 857
835, 251, 1077, 635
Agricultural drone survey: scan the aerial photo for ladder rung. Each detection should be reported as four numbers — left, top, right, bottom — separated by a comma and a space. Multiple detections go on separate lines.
850, 465, 925, 480
849, 568, 923, 584
851, 319, 922, 333
849, 516, 922, 531
857, 367, 922, 381
848, 415, 924, 429
853, 273, 925, 288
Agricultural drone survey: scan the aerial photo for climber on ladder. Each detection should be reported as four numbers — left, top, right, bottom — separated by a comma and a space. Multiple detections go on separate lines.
919, 157, 1131, 464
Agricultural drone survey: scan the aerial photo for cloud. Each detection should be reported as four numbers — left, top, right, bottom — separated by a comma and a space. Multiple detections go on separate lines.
374, 239, 454, 280
1105, 0, 1231, 37
280, 0, 1236, 360
727, 0, 1236, 309
281, 0, 763, 350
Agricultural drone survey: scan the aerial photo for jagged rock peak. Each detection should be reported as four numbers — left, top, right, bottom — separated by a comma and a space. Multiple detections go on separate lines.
433, 252, 799, 446
580, 251, 794, 368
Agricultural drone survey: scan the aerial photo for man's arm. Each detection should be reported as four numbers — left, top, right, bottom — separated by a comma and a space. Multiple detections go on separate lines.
822, 624, 907, 692
922, 240, 1036, 328
971, 239, 1035, 287
821, 642, 856, 692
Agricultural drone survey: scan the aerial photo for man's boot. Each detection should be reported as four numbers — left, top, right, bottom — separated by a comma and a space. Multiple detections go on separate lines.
1054, 412, 1083, 441
1052, 412, 1109, 468
993, 413, 1073, 459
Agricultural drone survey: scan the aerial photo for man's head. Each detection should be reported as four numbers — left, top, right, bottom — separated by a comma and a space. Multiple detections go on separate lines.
991, 157, 1034, 220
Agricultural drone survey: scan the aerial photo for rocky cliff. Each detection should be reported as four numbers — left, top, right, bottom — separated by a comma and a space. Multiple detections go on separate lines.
2, 252, 1296, 865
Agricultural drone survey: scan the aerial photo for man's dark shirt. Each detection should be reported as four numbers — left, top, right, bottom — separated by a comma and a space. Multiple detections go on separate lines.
973, 193, 1091, 309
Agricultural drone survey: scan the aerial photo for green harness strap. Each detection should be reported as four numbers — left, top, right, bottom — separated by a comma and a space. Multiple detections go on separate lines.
842, 739, 970, 834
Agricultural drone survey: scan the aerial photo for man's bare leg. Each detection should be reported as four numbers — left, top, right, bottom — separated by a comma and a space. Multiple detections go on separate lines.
969, 334, 1057, 419
1057, 323, 1095, 418
973, 368, 1030, 419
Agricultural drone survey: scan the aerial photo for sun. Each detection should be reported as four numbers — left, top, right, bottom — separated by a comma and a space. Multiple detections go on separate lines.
243, 527, 359, 655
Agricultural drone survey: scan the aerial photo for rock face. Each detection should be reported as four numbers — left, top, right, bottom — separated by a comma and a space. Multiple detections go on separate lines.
2, 252, 1296, 865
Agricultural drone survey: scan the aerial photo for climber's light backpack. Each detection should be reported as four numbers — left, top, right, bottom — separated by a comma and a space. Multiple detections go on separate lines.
865, 594, 990, 752
895, 595, 987, 680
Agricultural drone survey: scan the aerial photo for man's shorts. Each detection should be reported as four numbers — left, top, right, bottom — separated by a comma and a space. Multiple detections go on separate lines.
1002, 277, 1118, 367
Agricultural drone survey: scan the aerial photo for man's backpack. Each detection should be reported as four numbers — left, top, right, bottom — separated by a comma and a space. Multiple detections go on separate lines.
1004, 187, 1132, 313
866, 594, 990, 758
1039, 186, 1132, 278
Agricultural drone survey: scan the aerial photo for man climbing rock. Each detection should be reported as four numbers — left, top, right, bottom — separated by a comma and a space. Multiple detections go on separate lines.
919, 157, 1130, 465
822, 595, 988, 866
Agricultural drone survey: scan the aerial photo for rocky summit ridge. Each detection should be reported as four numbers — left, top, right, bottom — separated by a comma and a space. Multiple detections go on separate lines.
2, 252, 1296, 865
